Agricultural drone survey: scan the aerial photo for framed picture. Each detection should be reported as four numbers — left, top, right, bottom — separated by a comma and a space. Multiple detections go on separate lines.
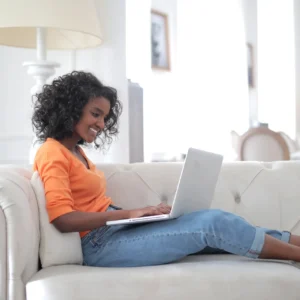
247, 43, 254, 88
151, 10, 170, 71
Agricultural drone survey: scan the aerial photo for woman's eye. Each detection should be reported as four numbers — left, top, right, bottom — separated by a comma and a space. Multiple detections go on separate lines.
92, 112, 100, 118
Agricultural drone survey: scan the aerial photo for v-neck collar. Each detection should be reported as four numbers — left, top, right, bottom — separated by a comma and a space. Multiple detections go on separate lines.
76, 146, 90, 170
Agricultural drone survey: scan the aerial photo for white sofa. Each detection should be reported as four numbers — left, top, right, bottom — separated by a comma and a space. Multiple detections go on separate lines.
1, 161, 300, 300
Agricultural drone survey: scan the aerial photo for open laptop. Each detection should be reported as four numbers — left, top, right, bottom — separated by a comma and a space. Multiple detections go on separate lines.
106, 148, 223, 226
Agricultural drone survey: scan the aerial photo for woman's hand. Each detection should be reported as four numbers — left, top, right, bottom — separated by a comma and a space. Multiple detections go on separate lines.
128, 203, 172, 219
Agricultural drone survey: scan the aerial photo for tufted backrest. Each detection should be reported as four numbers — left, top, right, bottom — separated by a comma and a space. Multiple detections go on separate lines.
97, 161, 300, 235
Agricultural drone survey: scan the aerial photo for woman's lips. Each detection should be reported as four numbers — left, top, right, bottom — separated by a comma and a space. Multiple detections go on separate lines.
89, 128, 98, 136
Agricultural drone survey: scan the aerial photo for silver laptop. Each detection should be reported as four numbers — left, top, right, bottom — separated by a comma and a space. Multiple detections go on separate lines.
106, 148, 223, 226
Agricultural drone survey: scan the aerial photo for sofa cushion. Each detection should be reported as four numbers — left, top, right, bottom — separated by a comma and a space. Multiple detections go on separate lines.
26, 255, 300, 300
31, 172, 83, 268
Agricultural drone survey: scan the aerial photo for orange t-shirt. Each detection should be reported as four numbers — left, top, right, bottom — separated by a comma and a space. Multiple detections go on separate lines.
33, 138, 112, 237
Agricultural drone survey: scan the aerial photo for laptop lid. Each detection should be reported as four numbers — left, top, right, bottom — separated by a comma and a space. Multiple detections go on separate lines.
170, 148, 223, 218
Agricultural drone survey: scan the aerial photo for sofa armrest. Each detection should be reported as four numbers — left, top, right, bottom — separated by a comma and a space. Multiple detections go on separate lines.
0, 171, 40, 300
0, 207, 6, 300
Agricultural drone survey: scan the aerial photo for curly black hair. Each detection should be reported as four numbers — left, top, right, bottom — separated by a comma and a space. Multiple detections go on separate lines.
32, 71, 122, 149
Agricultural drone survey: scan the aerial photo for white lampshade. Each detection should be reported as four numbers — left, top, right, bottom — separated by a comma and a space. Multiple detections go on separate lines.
0, 0, 102, 49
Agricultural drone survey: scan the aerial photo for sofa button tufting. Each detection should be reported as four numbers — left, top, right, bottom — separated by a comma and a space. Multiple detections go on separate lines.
235, 195, 241, 203
161, 195, 168, 203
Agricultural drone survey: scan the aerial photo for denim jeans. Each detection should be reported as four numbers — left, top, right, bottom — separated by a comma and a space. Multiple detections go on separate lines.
81, 206, 291, 267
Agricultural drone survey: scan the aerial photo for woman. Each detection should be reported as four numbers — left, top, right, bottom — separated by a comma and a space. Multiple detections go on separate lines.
33, 71, 300, 267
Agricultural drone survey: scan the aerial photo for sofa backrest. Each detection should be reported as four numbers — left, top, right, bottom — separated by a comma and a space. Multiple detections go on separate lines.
97, 161, 300, 234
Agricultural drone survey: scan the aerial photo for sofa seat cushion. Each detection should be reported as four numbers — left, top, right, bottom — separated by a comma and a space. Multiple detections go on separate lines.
26, 255, 300, 300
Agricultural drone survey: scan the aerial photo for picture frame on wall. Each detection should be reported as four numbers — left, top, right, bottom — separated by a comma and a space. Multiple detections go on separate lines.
247, 43, 254, 88
151, 10, 170, 71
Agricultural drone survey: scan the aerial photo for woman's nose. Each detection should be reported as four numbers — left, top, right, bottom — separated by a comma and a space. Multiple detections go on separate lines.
97, 118, 105, 130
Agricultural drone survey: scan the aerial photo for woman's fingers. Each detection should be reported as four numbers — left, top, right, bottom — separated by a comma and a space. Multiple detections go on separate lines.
143, 206, 163, 216
156, 203, 172, 214
141, 203, 172, 216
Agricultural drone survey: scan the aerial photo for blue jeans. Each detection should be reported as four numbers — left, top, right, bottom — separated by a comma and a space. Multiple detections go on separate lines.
81, 206, 291, 267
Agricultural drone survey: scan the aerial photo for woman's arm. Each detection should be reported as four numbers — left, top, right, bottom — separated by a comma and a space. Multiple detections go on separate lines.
52, 209, 131, 232
53, 203, 171, 233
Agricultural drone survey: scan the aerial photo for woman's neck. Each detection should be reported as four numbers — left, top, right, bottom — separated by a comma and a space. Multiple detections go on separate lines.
59, 137, 80, 153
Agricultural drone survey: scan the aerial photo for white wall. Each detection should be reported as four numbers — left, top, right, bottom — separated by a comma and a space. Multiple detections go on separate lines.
294, 0, 300, 141
126, 0, 151, 85
0, 46, 72, 164
146, 0, 178, 160
0, 0, 129, 164
126, 0, 178, 161
241, 0, 298, 140
127, 0, 249, 159
242, 1, 299, 141
76, 0, 129, 163
176, 1, 249, 160
241, 0, 258, 126
257, 0, 295, 138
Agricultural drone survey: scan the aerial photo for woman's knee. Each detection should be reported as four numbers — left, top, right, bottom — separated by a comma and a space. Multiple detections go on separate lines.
197, 209, 234, 231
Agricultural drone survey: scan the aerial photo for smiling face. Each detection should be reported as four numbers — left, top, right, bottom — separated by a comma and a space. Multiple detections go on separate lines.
74, 96, 111, 143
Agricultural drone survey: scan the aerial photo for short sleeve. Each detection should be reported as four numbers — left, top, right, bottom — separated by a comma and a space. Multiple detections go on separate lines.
34, 146, 75, 222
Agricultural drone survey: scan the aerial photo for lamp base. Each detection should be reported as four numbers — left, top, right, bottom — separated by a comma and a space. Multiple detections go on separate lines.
23, 60, 60, 95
